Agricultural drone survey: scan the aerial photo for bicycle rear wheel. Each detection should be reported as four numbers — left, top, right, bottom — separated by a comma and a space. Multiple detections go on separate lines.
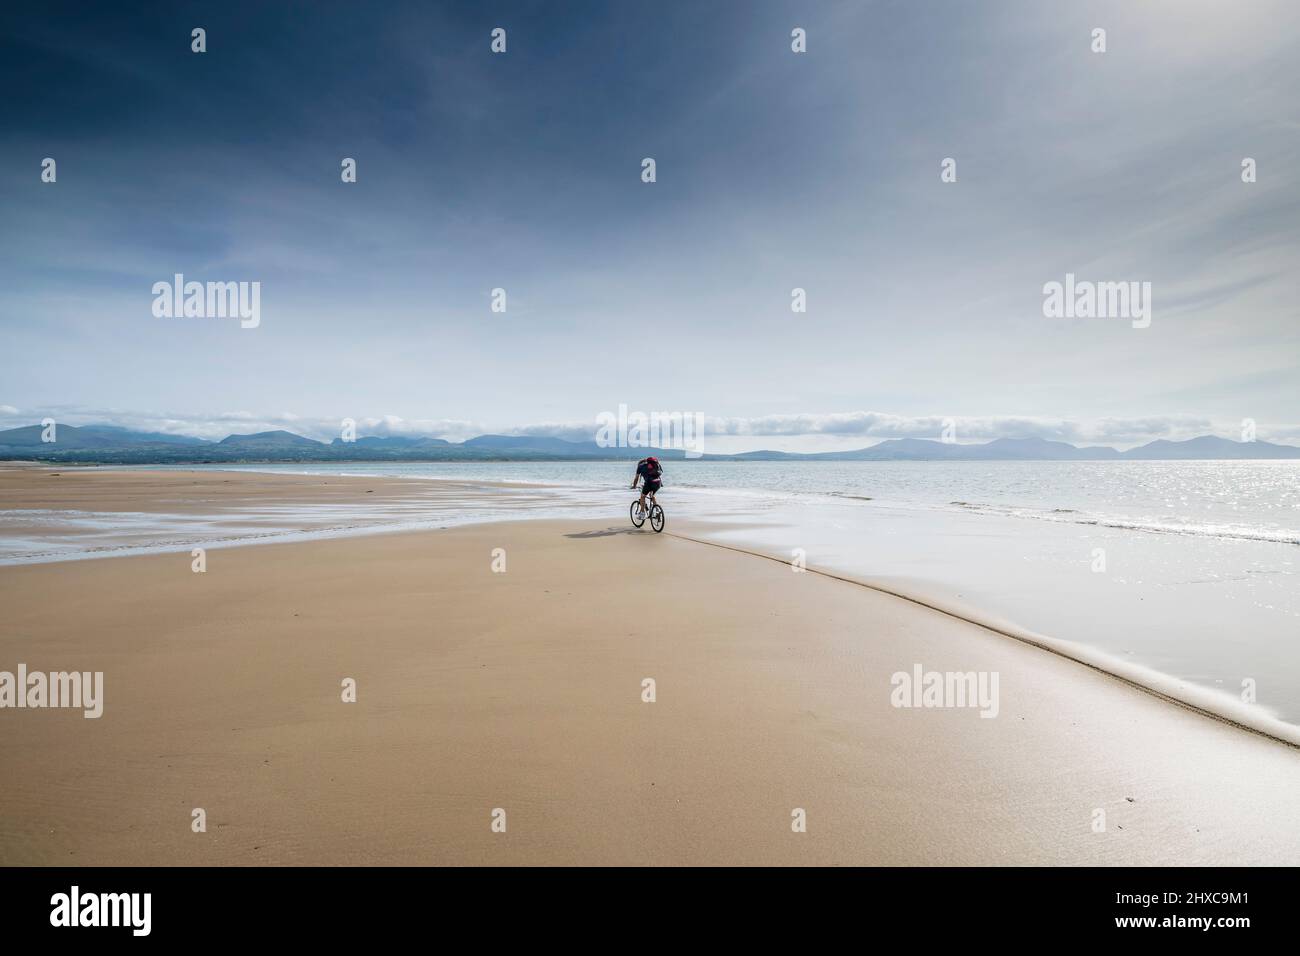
649, 503, 665, 533
630, 500, 646, 528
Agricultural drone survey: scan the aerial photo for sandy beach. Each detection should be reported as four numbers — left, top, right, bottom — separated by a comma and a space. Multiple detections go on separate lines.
1, 467, 1298, 865
0, 463, 489, 525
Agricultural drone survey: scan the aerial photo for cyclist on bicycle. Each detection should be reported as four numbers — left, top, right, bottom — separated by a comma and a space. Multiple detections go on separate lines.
631, 456, 663, 512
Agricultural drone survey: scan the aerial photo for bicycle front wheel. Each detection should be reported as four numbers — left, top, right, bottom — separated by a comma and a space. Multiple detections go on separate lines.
630, 500, 646, 528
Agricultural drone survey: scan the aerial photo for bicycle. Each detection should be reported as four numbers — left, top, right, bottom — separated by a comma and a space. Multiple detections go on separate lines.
630, 489, 665, 533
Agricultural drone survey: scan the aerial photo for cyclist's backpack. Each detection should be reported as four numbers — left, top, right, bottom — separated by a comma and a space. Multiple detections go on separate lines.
645, 457, 661, 479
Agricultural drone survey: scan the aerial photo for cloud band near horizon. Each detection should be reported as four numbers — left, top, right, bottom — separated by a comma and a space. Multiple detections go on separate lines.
3, 404, 1297, 451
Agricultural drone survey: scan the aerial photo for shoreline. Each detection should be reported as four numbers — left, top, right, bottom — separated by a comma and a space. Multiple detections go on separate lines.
2, 468, 1299, 864
668, 529, 1300, 751
3, 465, 1299, 750
3, 514, 1299, 864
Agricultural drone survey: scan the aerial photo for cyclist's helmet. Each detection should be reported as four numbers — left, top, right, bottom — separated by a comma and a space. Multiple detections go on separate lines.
646, 456, 659, 466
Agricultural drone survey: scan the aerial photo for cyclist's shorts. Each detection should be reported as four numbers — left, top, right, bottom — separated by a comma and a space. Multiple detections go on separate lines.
642, 479, 662, 495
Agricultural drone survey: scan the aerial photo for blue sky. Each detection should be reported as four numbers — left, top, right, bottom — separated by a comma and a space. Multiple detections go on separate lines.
2, 0, 1298, 451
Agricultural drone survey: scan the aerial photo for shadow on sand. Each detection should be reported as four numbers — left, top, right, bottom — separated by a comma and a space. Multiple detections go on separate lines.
564, 526, 654, 539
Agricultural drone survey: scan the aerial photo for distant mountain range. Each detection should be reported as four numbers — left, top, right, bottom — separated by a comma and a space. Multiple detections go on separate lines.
731, 435, 1300, 461
2, 424, 1298, 463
